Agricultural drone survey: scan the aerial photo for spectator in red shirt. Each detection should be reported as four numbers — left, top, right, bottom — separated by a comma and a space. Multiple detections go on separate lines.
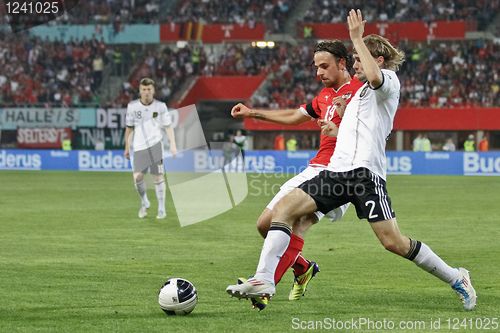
479, 136, 489, 151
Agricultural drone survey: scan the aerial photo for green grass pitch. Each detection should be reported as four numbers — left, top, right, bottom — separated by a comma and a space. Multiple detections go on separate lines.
0, 171, 499, 332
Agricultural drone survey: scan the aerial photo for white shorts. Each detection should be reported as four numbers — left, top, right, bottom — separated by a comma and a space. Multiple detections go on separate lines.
266, 165, 350, 222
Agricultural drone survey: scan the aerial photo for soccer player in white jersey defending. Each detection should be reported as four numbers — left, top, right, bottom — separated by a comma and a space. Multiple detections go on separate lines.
227, 10, 476, 311
230, 40, 363, 310
124, 78, 177, 219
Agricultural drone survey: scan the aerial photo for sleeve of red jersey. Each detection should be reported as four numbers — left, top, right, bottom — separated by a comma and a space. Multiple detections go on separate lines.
299, 96, 321, 119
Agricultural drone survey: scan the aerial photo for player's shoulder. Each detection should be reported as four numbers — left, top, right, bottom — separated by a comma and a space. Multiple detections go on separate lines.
152, 99, 168, 108
378, 69, 400, 93
127, 99, 141, 107
381, 69, 399, 82
335, 77, 364, 98
316, 87, 333, 100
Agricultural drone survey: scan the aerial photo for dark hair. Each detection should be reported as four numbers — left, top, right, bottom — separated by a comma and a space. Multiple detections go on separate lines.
139, 77, 155, 86
314, 40, 353, 72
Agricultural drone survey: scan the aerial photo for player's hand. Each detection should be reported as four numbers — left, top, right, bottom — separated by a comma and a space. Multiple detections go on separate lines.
348, 9, 365, 41
332, 96, 347, 118
318, 119, 339, 137
231, 103, 251, 119
124, 148, 130, 160
170, 145, 177, 158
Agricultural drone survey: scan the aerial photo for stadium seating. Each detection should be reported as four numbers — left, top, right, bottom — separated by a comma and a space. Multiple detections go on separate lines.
1, 0, 498, 109
249, 40, 499, 109
167, 0, 299, 33
0, 32, 109, 106
302, 0, 498, 30
3, 36, 497, 109
56, 0, 160, 25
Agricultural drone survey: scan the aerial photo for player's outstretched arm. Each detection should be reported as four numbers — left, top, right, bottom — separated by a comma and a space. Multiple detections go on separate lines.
231, 103, 309, 125
348, 9, 383, 88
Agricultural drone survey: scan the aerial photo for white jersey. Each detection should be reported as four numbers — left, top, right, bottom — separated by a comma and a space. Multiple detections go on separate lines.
126, 99, 172, 152
328, 69, 400, 180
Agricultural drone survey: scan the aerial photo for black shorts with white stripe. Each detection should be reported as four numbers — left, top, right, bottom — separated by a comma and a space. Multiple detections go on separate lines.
298, 167, 396, 223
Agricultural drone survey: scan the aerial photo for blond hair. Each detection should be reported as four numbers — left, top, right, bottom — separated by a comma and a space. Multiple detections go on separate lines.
363, 34, 405, 71
139, 77, 155, 86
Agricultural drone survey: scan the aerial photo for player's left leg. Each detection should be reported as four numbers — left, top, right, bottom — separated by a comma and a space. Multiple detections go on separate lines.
370, 219, 476, 310
284, 214, 320, 301
361, 168, 476, 310
285, 203, 350, 300
150, 160, 167, 220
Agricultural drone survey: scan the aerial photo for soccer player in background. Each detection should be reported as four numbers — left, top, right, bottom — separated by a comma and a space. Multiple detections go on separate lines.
124, 78, 177, 219
230, 40, 363, 309
227, 10, 476, 311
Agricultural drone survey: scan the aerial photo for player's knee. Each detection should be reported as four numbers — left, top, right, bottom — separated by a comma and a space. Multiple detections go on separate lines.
153, 174, 164, 183
380, 238, 406, 256
256, 217, 269, 238
134, 173, 144, 182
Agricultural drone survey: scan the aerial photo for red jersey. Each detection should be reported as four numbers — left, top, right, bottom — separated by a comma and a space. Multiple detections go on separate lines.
300, 77, 363, 166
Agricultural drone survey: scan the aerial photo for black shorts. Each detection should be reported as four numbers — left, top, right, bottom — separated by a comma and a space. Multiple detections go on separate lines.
298, 167, 396, 222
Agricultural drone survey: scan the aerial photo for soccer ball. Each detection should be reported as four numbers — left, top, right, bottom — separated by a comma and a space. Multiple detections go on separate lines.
158, 278, 198, 315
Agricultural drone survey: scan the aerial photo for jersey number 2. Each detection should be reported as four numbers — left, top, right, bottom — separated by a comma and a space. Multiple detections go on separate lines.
365, 200, 379, 219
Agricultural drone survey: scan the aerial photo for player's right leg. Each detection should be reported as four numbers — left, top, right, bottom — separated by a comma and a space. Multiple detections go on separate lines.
132, 147, 152, 218
226, 188, 318, 300
359, 169, 476, 310
260, 170, 322, 293
256, 208, 272, 238
133, 171, 150, 218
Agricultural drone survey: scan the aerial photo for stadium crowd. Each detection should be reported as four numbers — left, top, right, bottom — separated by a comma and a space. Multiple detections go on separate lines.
302, 0, 498, 30
167, 0, 298, 33
249, 39, 499, 109
0, 32, 109, 106
399, 39, 499, 108
2, 0, 496, 32
115, 45, 208, 106
3, 35, 497, 109
56, 0, 160, 25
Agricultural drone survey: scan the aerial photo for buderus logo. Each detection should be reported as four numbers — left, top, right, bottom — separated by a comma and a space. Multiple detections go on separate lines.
78, 151, 130, 171
387, 155, 412, 174
0, 150, 41, 169
194, 150, 276, 172
463, 153, 500, 176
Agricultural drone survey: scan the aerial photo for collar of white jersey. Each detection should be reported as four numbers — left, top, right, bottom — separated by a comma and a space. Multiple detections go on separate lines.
139, 99, 155, 106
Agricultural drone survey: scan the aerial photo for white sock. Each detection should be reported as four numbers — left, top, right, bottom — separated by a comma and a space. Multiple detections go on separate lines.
254, 222, 291, 284
155, 180, 166, 212
407, 240, 460, 284
135, 180, 149, 206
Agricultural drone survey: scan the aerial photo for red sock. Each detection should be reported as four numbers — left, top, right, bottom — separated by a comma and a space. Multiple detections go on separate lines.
274, 234, 304, 284
292, 253, 310, 277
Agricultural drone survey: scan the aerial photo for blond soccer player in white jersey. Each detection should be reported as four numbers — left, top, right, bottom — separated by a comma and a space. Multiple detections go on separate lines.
227, 10, 476, 311
124, 78, 177, 219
